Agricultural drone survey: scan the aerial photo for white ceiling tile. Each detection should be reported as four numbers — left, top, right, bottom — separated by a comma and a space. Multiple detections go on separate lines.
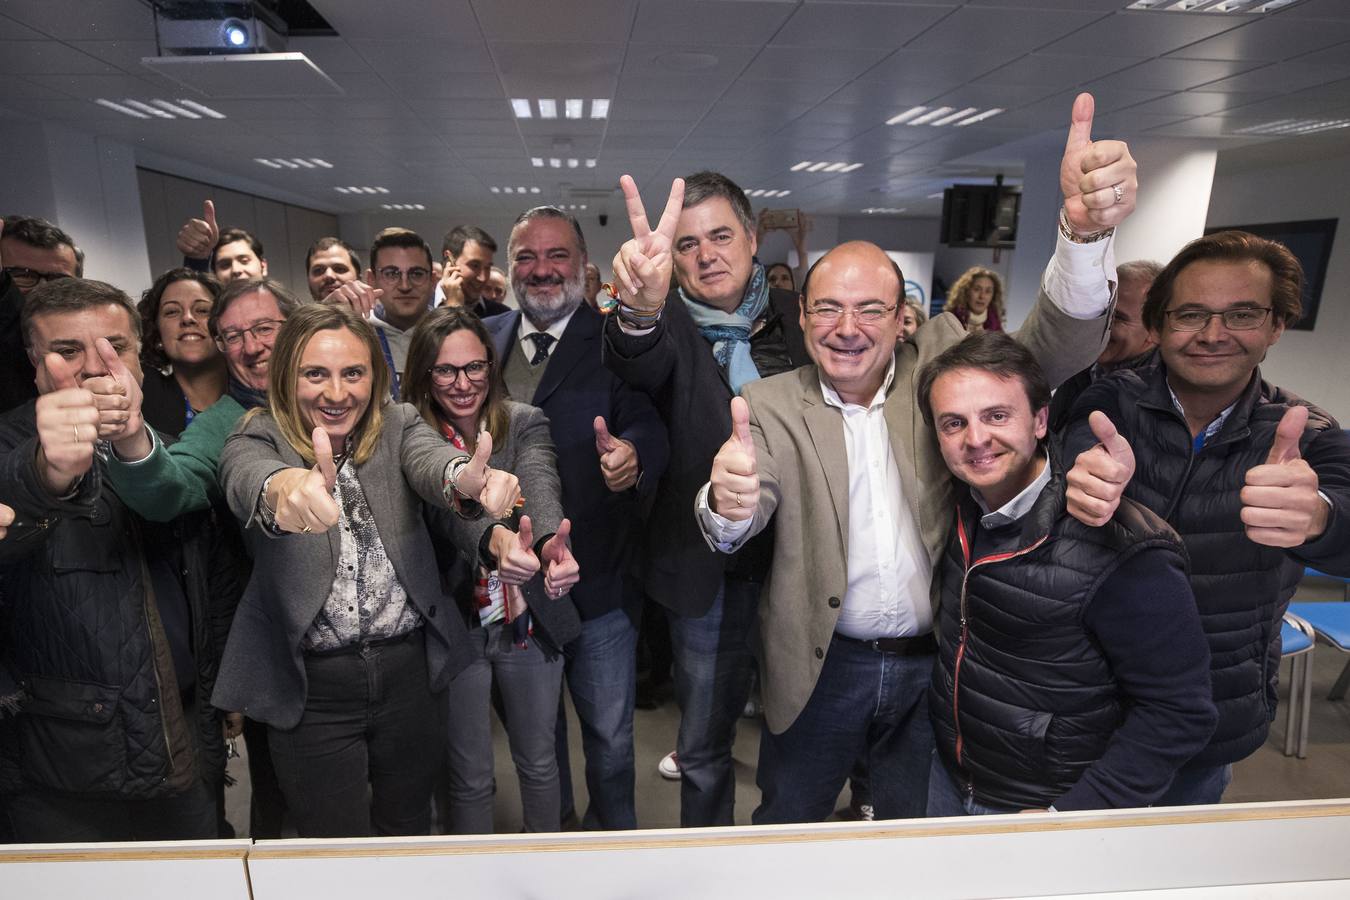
975, 53, 1141, 88
474, 0, 636, 43
493, 41, 625, 93
771, 4, 952, 50
1125, 90, 1275, 117
1167, 18, 1350, 63
17, 72, 170, 100
1039, 10, 1248, 58
1200, 61, 1350, 94
929, 83, 1060, 111
631, 1, 796, 46
906, 6, 1105, 57
350, 39, 497, 77
1, 0, 153, 41
616, 74, 738, 102
739, 45, 889, 83
284, 38, 374, 75
65, 39, 162, 75
309, 0, 475, 39
379, 72, 505, 100
717, 78, 842, 108
0, 14, 47, 40
1090, 57, 1266, 92
0, 40, 120, 75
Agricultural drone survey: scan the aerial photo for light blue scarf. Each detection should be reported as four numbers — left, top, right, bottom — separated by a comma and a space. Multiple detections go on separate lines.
680, 260, 770, 396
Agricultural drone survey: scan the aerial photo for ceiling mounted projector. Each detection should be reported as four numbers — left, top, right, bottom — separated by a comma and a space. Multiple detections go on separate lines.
150, 1, 288, 56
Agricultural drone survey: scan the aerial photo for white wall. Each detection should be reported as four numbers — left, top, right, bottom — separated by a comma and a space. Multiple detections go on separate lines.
1206, 152, 1350, 423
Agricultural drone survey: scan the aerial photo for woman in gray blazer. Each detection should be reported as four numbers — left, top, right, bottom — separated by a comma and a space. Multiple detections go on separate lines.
214, 304, 539, 838
405, 306, 581, 834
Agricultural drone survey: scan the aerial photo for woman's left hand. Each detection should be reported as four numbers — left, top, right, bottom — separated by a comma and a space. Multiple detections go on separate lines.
541, 518, 580, 598
489, 516, 541, 585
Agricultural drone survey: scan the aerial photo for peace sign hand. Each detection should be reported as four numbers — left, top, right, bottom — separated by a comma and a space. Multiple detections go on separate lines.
610, 175, 684, 313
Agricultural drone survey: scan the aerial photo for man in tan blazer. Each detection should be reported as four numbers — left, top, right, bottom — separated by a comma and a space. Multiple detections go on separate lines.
698, 138, 1136, 821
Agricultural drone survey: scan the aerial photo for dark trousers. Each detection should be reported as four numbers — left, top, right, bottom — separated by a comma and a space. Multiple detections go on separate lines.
242, 716, 287, 838
5, 780, 216, 843
753, 635, 936, 825
267, 630, 445, 838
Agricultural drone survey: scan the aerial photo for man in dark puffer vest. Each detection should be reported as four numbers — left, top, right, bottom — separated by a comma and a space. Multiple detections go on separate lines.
1064, 230, 1350, 807
0, 278, 230, 841
920, 333, 1216, 814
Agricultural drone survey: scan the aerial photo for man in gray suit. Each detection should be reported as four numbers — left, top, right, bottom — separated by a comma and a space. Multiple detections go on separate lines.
690, 93, 1139, 824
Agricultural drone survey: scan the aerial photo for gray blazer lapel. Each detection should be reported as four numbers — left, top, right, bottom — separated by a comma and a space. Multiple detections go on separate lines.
799, 371, 850, 555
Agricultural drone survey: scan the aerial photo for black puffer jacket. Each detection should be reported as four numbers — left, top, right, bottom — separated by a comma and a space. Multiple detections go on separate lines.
930, 445, 1208, 810
0, 403, 245, 797
1064, 366, 1350, 766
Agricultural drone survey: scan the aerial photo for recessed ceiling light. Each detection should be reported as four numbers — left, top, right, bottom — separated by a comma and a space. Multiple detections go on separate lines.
910, 106, 955, 125
590, 99, 609, 119
585, 158, 597, 168
175, 99, 226, 119
886, 106, 928, 126
1125, 0, 1302, 11
150, 99, 200, 119
538, 99, 558, 119
567, 158, 579, 168
255, 157, 283, 169
336, 185, 388, 194
790, 161, 811, 171
565, 99, 585, 120
258, 157, 329, 170
124, 99, 174, 119
1233, 117, 1350, 135
310, 158, 333, 168
511, 98, 532, 118
550, 158, 562, 168
840, 163, 863, 173
793, 160, 862, 174
932, 107, 979, 127
530, 187, 541, 194
861, 207, 906, 215
531, 157, 544, 167
955, 108, 1004, 127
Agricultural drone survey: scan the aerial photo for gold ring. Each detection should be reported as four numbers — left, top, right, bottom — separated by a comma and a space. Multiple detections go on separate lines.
72, 425, 81, 443
301, 524, 312, 534
735, 491, 744, 508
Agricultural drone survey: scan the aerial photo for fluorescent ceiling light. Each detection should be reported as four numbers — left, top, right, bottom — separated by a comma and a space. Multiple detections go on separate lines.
530, 187, 541, 194
823, 162, 847, 172
932, 106, 978, 126
909, 106, 954, 125
790, 161, 811, 171
176, 99, 226, 119
550, 158, 562, 168
531, 157, 544, 167
291, 157, 316, 168
591, 99, 609, 119
565, 99, 584, 119
123, 99, 174, 119
511, 98, 532, 118
886, 106, 927, 126
334, 186, 350, 193
585, 158, 597, 168
311, 159, 333, 168
538, 99, 558, 119
955, 108, 1004, 126
567, 158, 579, 168
276, 159, 300, 168
490, 186, 501, 193
150, 99, 199, 118
255, 157, 282, 169
806, 162, 829, 172
840, 163, 863, 173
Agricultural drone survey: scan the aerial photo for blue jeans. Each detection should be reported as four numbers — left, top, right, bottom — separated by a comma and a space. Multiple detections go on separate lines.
444, 621, 563, 834
668, 578, 759, 827
753, 635, 936, 825
1155, 760, 1232, 807
925, 754, 1020, 817
562, 605, 640, 830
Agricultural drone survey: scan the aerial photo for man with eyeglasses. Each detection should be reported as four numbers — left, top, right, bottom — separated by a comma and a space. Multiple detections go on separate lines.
1063, 229, 1350, 807
607, 93, 1139, 825
1047, 259, 1162, 433
1, 216, 81, 414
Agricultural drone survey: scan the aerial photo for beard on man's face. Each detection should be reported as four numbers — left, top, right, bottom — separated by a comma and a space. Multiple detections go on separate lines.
514, 266, 585, 329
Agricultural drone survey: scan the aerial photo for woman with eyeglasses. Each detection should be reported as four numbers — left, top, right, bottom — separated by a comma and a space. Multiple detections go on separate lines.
137, 268, 228, 437
403, 305, 582, 834
213, 303, 537, 838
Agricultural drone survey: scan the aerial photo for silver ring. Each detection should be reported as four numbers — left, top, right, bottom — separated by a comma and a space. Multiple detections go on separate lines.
1112, 183, 1124, 205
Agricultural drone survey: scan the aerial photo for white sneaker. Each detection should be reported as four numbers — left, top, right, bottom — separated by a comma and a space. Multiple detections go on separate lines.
658, 750, 681, 780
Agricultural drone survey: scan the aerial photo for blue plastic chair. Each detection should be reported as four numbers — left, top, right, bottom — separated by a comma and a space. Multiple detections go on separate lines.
1279, 614, 1315, 758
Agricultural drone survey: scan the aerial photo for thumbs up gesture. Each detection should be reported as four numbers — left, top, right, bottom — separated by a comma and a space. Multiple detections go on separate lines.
34, 352, 101, 495
0, 503, 14, 542
709, 396, 759, 521
81, 337, 144, 441
267, 427, 342, 534
1240, 405, 1328, 547
594, 416, 640, 492
1066, 411, 1135, 527
488, 514, 542, 585
1060, 93, 1137, 235
453, 431, 522, 518
176, 199, 220, 260
540, 518, 581, 598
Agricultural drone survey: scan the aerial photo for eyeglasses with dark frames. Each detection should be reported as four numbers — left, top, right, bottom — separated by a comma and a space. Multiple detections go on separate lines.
429, 359, 491, 386
1165, 307, 1273, 332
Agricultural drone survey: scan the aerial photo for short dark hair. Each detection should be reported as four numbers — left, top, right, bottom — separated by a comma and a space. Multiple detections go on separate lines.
370, 226, 434, 270
305, 236, 360, 272
442, 225, 497, 259
22, 278, 141, 350
1143, 230, 1303, 332
208, 277, 301, 339
681, 171, 754, 236
508, 207, 588, 257
139, 267, 222, 370
917, 332, 1051, 427
1116, 259, 1163, 289
213, 228, 265, 266
2, 215, 77, 259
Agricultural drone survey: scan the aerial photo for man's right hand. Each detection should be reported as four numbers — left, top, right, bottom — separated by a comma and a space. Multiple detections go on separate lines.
0, 502, 15, 541
322, 281, 383, 317
710, 396, 759, 521
1066, 411, 1134, 527
611, 175, 685, 313
267, 427, 341, 534
35, 353, 100, 495
439, 266, 468, 308
176, 200, 219, 260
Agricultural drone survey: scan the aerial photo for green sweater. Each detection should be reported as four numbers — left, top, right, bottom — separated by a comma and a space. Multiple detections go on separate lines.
105, 394, 246, 522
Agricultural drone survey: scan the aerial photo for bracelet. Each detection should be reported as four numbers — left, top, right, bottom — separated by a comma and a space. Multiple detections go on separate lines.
1059, 207, 1113, 245
617, 302, 663, 328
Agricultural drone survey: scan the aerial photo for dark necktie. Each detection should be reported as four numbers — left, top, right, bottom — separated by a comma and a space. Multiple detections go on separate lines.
526, 332, 555, 366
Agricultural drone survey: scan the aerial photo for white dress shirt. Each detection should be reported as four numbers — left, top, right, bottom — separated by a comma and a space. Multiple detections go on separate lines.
518, 308, 576, 359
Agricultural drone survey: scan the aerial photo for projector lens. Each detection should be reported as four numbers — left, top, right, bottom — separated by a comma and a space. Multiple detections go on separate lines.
221, 20, 249, 47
